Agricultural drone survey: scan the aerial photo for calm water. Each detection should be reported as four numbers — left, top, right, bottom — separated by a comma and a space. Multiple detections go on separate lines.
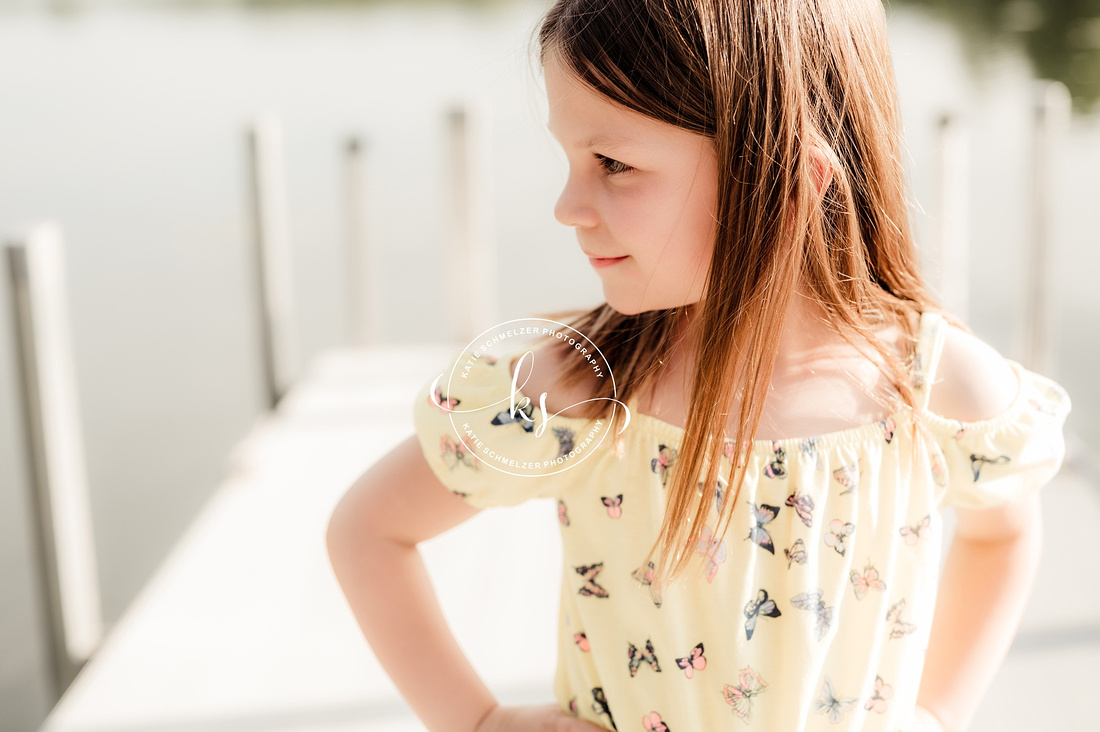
0, 0, 1097, 728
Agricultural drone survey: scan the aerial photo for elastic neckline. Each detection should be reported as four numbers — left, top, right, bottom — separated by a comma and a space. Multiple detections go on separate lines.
503, 349, 919, 455
619, 402, 915, 452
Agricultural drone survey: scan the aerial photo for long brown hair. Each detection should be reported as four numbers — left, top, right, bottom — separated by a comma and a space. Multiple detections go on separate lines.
529, 0, 964, 589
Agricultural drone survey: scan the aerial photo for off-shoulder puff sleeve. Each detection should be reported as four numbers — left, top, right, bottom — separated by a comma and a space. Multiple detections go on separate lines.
920, 359, 1072, 510
411, 348, 597, 509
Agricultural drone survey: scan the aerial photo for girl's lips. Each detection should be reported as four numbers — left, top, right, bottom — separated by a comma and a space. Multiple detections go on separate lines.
588, 255, 629, 268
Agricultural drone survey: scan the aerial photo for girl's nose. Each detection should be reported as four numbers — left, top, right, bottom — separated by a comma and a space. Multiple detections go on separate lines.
553, 173, 598, 229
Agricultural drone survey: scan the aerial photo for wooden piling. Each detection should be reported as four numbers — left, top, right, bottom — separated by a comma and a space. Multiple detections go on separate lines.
933, 112, 971, 323
1022, 81, 1071, 375
444, 100, 498, 344
343, 135, 383, 346
246, 115, 299, 409
5, 223, 103, 701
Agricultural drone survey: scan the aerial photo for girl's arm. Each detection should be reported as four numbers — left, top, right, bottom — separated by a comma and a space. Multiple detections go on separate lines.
914, 493, 1044, 732
325, 435, 496, 732
915, 325, 1047, 732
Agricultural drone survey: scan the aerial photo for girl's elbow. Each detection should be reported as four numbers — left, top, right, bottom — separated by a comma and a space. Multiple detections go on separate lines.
324, 489, 378, 565
324, 500, 355, 568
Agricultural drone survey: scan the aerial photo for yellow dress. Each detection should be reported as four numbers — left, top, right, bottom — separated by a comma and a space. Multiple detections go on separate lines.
411, 310, 1071, 731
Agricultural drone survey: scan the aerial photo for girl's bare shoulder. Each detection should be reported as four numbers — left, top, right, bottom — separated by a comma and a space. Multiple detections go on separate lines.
926, 323, 1019, 423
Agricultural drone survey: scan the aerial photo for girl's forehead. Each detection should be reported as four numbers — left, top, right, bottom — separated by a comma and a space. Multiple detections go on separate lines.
543, 55, 625, 123
543, 54, 677, 149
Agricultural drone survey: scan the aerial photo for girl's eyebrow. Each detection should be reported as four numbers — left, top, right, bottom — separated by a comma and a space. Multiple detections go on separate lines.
584, 134, 638, 151
545, 123, 639, 151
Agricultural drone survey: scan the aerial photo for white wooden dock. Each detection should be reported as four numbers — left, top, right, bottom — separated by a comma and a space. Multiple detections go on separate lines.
37, 345, 1100, 732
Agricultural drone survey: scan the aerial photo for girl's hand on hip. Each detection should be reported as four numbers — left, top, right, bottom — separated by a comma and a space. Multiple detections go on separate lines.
475, 703, 608, 732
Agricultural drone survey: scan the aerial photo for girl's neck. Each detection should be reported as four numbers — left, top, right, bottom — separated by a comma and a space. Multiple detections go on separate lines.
643, 295, 904, 437
667, 292, 838, 374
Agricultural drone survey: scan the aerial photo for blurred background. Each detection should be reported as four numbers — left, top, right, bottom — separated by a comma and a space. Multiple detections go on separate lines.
0, 0, 1097, 731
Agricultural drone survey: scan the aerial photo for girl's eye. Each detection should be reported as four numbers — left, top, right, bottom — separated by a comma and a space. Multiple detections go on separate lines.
593, 153, 633, 176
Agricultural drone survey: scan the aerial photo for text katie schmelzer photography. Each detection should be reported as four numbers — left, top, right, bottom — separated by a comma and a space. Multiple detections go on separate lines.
459, 326, 607, 380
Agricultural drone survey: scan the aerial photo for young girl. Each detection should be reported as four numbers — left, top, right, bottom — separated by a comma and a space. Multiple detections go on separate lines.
326, 1, 1072, 731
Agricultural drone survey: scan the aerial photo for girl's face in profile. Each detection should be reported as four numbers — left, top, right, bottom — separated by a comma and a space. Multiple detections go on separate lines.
543, 52, 719, 315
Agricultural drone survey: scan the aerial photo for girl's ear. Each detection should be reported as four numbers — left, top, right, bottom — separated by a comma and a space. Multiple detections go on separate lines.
784, 142, 835, 235
807, 144, 834, 199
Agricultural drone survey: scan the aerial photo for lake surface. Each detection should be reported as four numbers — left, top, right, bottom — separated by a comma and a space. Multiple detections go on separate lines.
0, 1, 1097, 729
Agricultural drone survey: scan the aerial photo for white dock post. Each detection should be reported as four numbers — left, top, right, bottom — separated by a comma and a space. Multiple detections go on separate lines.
444, 100, 498, 344
5, 223, 103, 701
1022, 81, 1071, 376
933, 113, 970, 322
343, 135, 383, 346
246, 115, 299, 409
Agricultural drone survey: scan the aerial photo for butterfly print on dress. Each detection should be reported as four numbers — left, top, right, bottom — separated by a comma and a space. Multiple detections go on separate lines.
747, 502, 780, 554
627, 638, 661, 676
591, 687, 617, 730
784, 538, 808, 568
575, 563, 609, 598
1029, 395, 1062, 416
631, 561, 655, 585
886, 598, 918, 639
642, 712, 671, 732
602, 494, 623, 519
557, 499, 570, 526
790, 588, 835, 641
429, 387, 459, 413
825, 519, 855, 556
574, 632, 590, 652
815, 676, 858, 724
878, 418, 897, 443
850, 562, 887, 600
970, 453, 1010, 480
865, 675, 894, 714
912, 368, 927, 392
744, 588, 782, 640
651, 444, 679, 486
786, 491, 815, 527
723, 438, 749, 468
553, 426, 576, 458
695, 526, 727, 582
675, 642, 706, 679
800, 437, 823, 470
899, 514, 931, 546
930, 454, 948, 488
699, 478, 727, 515
832, 462, 859, 495
440, 434, 479, 471
722, 666, 768, 723
630, 561, 663, 608
491, 401, 536, 432
763, 441, 787, 478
